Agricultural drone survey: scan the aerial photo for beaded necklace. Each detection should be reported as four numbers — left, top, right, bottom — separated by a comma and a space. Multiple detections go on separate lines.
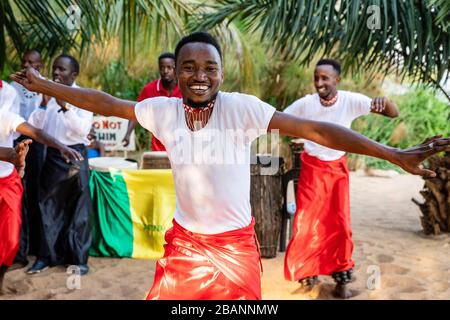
183, 100, 215, 131
319, 92, 338, 107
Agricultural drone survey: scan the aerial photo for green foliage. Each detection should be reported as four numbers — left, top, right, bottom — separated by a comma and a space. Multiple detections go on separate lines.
93, 61, 151, 151
1, 0, 192, 74
350, 89, 450, 170
193, 0, 450, 99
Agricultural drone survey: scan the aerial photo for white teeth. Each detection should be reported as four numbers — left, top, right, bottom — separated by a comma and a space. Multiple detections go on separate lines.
190, 85, 209, 90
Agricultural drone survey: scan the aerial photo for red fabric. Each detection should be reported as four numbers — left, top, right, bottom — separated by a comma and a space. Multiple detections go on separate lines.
0, 169, 23, 267
146, 218, 262, 300
137, 79, 182, 152
284, 152, 354, 281
0, 80, 3, 88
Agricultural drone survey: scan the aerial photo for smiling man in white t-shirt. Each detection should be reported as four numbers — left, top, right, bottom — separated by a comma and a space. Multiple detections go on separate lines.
283, 59, 400, 298
11, 33, 450, 300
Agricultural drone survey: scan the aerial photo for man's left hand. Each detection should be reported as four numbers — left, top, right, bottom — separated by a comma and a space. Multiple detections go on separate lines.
371, 96, 388, 113
392, 135, 450, 177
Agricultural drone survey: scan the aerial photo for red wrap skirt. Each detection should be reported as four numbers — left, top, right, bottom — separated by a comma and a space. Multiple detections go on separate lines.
147, 218, 262, 300
284, 152, 354, 281
0, 169, 23, 267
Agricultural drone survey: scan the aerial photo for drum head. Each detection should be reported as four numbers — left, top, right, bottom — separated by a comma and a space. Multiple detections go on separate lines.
142, 151, 168, 158
89, 157, 138, 172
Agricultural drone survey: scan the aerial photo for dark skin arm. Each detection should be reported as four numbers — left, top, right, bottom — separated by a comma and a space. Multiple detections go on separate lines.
16, 122, 83, 162
122, 121, 137, 147
11, 68, 137, 120
370, 96, 399, 118
268, 111, 450, 177
12, 67, 449, 177
0, 141, 31, 177
97, 141, 106, 157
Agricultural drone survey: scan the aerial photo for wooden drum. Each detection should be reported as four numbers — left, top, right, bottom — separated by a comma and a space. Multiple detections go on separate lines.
141, 151, 171, 169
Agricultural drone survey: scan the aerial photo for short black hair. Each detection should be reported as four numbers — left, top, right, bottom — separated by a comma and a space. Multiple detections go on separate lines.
23, 49, 42, 59
316, 59, 341, 75
55, 53, 80, 74
158, 52, 175, 62
174, 31, 222, 64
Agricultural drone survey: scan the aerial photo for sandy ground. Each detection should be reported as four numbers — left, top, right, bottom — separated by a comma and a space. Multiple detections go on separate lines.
1, 171, 450, 300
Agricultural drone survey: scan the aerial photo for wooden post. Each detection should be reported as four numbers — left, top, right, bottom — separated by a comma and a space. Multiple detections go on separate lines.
250, 155, 284, 258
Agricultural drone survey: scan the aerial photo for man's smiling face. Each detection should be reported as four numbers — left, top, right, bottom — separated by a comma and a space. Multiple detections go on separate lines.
176, 42, 223, 106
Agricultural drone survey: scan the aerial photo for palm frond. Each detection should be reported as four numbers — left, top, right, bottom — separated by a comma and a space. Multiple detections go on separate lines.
192, 0, 450, 97
2, 0, 193, 71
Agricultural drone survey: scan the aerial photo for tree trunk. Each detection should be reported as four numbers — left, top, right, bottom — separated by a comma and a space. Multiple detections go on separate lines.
413, 154, 450, 235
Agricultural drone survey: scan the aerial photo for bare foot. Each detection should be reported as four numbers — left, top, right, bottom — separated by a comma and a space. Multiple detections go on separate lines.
293, 276, 320, 294
0, 265, 8, 295
333, 284, 358, 299
8, 261, 28, 271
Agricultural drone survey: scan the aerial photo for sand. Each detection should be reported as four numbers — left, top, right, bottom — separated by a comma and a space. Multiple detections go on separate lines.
1, 171, 449, 300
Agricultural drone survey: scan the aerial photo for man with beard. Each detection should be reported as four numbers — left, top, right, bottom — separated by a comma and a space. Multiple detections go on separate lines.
11, 32, 450, 300
10, 49, 45, 268
122, 52, 181, 151
24, 54, 94, 276
283, 59, 399, 298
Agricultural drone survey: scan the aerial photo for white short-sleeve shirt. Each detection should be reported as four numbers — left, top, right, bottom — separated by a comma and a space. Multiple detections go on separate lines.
0, 109, 26, 178
284, 90, 372, 160
135, 91, 276, 234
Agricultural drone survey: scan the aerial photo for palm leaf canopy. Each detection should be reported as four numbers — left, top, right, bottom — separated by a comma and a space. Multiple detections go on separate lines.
191, 0, 450, 97
0, 0, 191, 70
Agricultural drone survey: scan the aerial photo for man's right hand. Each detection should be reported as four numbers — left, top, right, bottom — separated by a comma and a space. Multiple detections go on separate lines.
10, 67, 41, 92
42, 94, 51, 105
11, 67, 138, 122
122, 135, 130, 147
59, 146, 84, 163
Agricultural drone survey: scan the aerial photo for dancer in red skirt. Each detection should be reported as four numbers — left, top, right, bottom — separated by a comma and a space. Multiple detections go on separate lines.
0, 80, 81, 294
11, 33, 450, 300
284, 59, 399, 298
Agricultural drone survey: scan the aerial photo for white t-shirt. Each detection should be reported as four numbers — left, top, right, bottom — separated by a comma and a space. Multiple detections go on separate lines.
11, 81, 42, 121
0, 109, 26, 178
284, 90, 372, 161
28, 83, 93, 146
135, 91, 276, 234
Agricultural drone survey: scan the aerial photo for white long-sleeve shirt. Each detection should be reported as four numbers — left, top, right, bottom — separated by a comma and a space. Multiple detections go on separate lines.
28, 83, 93, 146
0, 109, 25, 178
11, 81, 43, 121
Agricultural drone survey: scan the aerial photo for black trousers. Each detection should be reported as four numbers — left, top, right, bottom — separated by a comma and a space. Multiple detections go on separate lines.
14, 135, 46, 263
37, 144, 92, 266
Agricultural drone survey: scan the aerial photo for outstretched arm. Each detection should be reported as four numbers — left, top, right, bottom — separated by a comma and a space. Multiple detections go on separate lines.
11, 68, 136, 120
0, 147, 16, 163
16, 122, 83, 162
268, 111, 449, 177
